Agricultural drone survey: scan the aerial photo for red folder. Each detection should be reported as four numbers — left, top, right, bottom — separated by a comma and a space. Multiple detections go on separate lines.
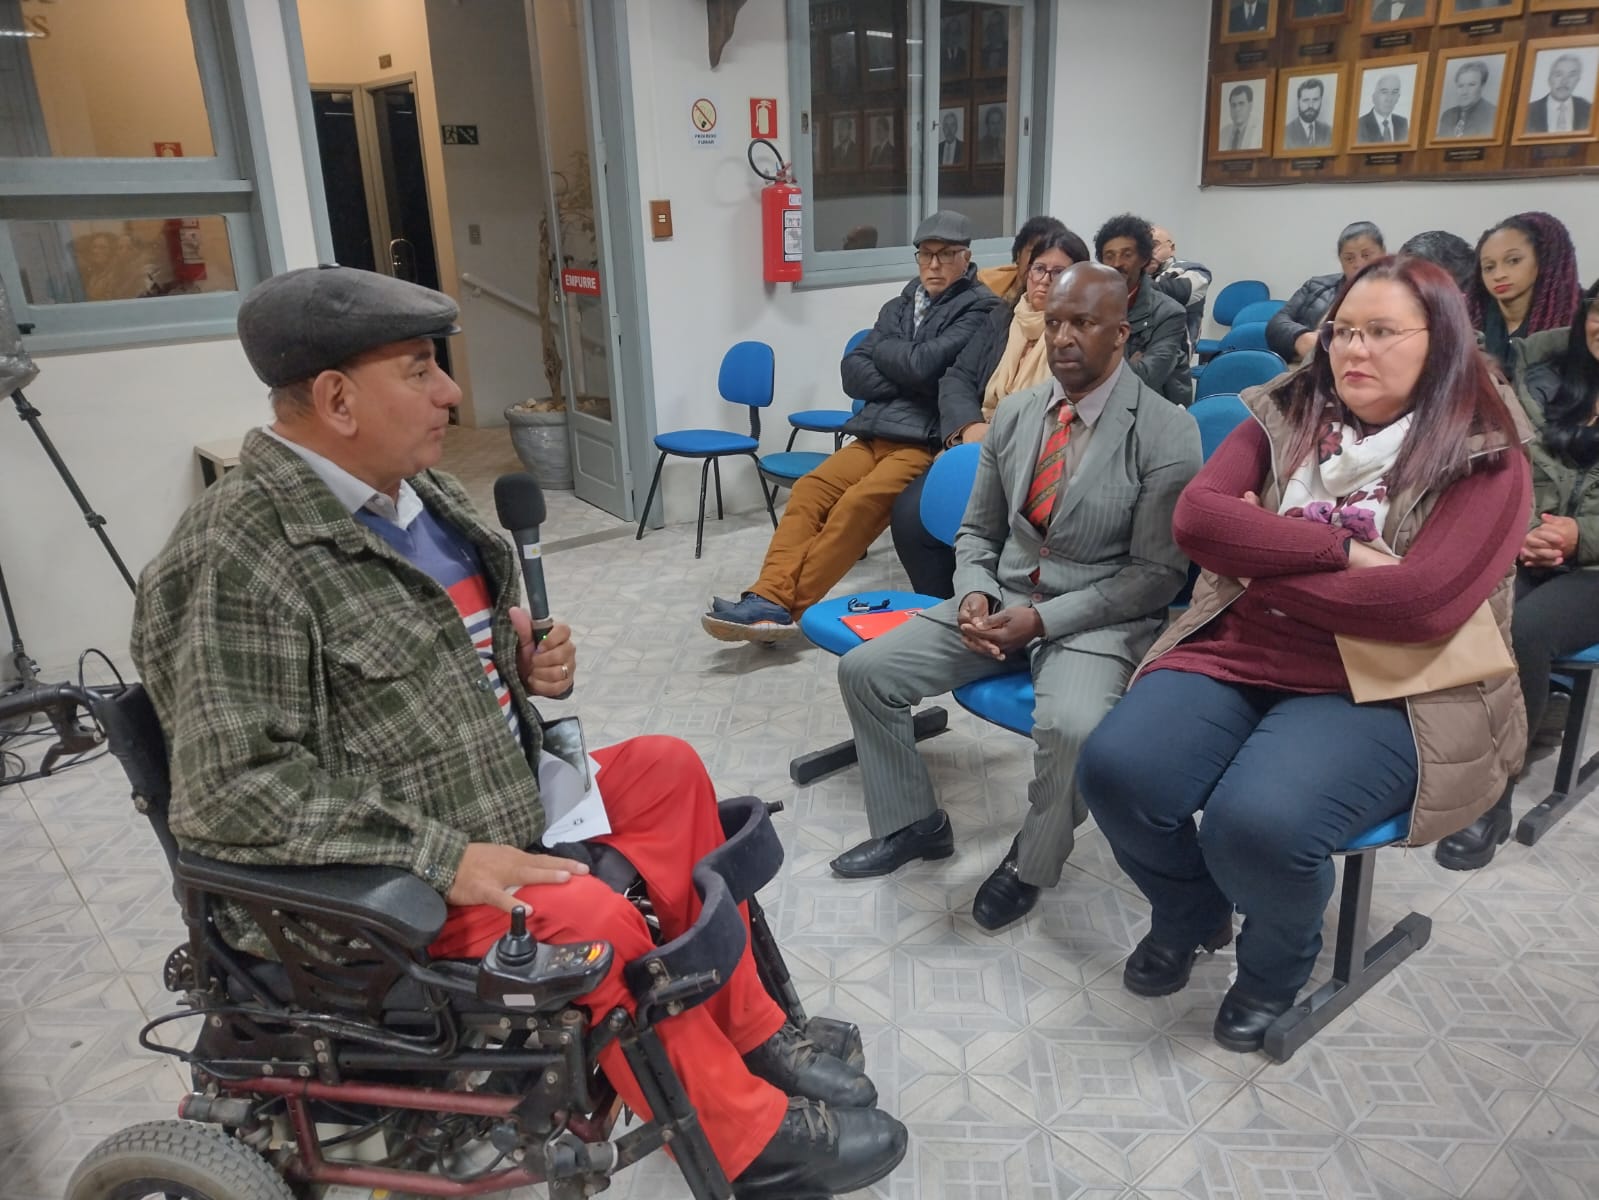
840, 608, 922, 640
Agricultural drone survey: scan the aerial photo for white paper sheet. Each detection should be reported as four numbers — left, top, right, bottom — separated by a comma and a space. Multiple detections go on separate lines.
537, 750, 611, 844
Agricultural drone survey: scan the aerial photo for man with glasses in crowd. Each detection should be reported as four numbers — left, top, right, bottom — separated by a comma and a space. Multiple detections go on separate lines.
705, 211, 1001, 642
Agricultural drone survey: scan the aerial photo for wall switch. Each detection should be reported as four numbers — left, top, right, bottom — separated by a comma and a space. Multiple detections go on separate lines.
648, 200, 673, 240
468, 223, 482, 245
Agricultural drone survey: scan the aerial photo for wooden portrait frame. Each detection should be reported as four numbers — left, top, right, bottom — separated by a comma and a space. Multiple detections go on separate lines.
935, 102, 969, 169
973, 7, 1010, 79
863, 108, 900, 171
973, 101, 1008, 166
1286, 0, 1353, 28
1512, 35, 1599, 144
1274, 62, 1349, 155
1425, 41, 1518, 146
1209, 69, 1278, 157
1220, 0, 1280, 43
825, 30, 858, 96
861, 25, 899, 92
1527, 0, 1599, 10
1439, 0, 1526, 26
827, 110, 863, 172
1347, 52, 1429, 149
937, 9, 972, 81
1359, 0, 1439, 34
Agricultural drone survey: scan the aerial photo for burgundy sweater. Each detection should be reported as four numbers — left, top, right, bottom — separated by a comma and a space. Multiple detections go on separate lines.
1148, 419, 1531, 695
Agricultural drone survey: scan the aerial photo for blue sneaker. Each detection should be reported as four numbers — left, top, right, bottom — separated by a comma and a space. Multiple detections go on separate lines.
710, 594, 743, 615
702, 592, 798, 643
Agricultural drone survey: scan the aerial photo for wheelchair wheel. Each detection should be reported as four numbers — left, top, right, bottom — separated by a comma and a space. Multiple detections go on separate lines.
64, 1119, 297, 1200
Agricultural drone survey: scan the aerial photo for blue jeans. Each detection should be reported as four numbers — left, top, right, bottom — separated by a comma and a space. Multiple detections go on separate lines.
1078, 669, 1417, 1002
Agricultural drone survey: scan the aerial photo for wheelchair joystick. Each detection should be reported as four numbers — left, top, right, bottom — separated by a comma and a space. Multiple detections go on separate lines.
477, 906, 614, 1011
498, 905, 538, 968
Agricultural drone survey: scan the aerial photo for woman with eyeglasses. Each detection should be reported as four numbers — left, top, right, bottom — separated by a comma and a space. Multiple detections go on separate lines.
1469, 211, 1581, 377
1077, 256, 1529, 1054
1436, 278, 1599, 871
890, 224, 1090, 597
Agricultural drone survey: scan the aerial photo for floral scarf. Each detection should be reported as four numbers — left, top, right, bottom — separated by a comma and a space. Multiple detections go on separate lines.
1278, 414, 1412, 554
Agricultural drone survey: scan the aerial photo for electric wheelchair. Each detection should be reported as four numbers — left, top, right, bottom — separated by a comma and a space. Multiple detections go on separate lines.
47, 683, 863, 1200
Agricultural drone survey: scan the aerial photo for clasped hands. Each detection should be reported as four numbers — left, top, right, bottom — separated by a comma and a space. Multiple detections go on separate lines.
1519, 513, 1579, 569
445, 607, 585, 910
957, 592, 1042, 659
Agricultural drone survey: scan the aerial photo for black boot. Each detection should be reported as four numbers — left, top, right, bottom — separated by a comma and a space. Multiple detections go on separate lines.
1434, 785, 1513, 872
1212, 985, 1295, 1054
733, 1099, 907, 1198
743, 1022, 876, 1108
1122, 917, 1235, 998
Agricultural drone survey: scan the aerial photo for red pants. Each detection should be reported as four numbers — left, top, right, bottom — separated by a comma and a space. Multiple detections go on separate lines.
429, 735, 789, 1179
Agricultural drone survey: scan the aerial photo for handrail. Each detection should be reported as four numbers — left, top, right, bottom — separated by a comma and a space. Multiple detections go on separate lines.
459, 272, 541, 320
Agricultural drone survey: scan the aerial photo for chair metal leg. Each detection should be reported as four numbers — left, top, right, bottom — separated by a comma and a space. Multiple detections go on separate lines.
749, 454, 779, 529
634, 451, 669, 542
1262, 849, 1432, 1062
695, 458, 713, 559
834, 431, 845, 451
785, 427, 799, 452
788, 706, 949, 785
712, 456, 724, 520
1519, 668, 1598, 846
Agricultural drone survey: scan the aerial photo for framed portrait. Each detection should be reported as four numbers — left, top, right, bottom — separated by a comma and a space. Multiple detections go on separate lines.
826, 31, 858, 95
1359, 0, 1438, 33
1210, 70, 1277, 157
863, 108, 900, 171
1347, 53, 1428, 150
973, 101, 1007, 165
1528, 0, 1599, 9
1274, 64, 1348, 155
938, 11, 971, 81
1439, 0, 1525, 24
1286, 0, 1352, 27
1220, 0, 1279, 41
1513, 37, 1599, 143
1425, 42, 1517, 146
935, 103, 968, 168
828, 111, 862, 172
862, 26, 898, 91
974, 8, 1010, 78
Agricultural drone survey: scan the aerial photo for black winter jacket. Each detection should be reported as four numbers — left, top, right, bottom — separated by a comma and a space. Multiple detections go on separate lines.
841, 267, 1002, 448
1266, 272, 1342, 361
937, 300, 1013, 441
1127, 282, 1193, 407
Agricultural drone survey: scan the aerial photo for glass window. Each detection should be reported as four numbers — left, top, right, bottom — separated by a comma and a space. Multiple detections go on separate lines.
13, 215, 236, 304
937, 1, 1023, 240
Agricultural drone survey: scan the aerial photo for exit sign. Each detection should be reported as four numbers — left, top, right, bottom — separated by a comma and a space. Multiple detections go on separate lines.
441, 124, 479, 145
561, 268, 601, 297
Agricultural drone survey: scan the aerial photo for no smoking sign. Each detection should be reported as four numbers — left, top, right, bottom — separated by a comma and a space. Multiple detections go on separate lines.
689, 95, 721, 148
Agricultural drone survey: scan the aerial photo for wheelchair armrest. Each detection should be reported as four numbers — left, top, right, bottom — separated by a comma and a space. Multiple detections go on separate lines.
175, 852, 447, 951
623, 865, 746, 1025
709, 795, 784, 905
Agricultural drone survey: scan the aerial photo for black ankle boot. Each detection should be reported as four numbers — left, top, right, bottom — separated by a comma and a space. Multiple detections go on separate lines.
1434, 786, 1513, 872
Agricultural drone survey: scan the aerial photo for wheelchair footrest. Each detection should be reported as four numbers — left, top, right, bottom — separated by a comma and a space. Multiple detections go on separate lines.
803, 1015, 864, 1072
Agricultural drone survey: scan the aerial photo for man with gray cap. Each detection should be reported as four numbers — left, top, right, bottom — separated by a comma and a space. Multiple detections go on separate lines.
130, 265, 907, 1197
705, 210, 1001, 641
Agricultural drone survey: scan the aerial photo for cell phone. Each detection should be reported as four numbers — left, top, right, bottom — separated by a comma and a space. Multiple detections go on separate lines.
539, 715, 591, 793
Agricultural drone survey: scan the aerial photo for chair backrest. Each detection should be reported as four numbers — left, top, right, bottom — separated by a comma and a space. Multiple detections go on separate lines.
719, 341, 776, 408
1194, 349, 1287, 402
1232, 299, 1285, 326
919, 442, 983, 547
90, 684, 180, 871
844, 327, 870, 356
1188, 393, 1251, 460
1211, 280, 1271, 328
1216, 321, 1272, 354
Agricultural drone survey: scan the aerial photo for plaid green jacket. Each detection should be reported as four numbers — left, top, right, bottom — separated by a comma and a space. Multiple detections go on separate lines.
131, 430, 545, 955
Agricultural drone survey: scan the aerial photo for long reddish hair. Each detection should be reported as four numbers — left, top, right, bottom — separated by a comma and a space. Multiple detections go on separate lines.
1272, 256, 1518, 496
1467, 211, 1581, 335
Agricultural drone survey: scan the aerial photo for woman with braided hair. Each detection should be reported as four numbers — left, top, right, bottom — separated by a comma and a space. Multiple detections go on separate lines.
1471, 211, 1582, 376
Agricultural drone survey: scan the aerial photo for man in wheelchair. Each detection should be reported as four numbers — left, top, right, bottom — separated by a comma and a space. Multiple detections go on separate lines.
86, 266, 906, 1199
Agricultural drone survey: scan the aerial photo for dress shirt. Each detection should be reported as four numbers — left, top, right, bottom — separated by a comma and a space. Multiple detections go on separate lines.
263, 426, 425, 529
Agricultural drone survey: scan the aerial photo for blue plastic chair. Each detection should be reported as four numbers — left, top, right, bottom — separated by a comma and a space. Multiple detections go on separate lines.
786, 329, 871, 452
1196, 279, 1270, 358
1194, 349, 1287, 402
1232, 299, 1286, 327
1191, 323, 1272, 386
756, 450, 828, 495
788, 445, 982, 783
1188, 393, 1251, 461
1519, 642, 1599, 847
634, 341, 780, 559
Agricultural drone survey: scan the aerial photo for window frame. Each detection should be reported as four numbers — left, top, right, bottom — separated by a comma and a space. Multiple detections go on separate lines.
0, 0, 283, 353
786, 0, 1052, 290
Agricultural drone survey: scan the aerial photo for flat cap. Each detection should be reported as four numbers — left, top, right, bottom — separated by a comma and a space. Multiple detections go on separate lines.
237, 265, 461, 387
912, 210, 974, 247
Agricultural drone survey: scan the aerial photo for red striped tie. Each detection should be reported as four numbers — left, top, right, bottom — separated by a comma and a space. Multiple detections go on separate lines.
1024, 404, 1074, 532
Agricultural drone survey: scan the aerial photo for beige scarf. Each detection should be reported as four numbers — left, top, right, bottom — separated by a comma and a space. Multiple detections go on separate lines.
981, 297, 1051, 421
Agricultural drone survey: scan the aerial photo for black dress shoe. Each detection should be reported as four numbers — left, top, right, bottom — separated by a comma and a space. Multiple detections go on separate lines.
1434, 786, 1513, 872
830, 810, 954, 878
1212, 985, 1295, 1054
733, 1099, 908, 1198
1123, 919, 1234, 998
971, 839, 1040, 931
743, 1022, 876, 1109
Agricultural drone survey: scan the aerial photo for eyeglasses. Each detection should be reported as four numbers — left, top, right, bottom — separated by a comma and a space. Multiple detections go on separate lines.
914, 247, 970, 266
1317, 321, 1429, 354
1027, 262, 1067, 283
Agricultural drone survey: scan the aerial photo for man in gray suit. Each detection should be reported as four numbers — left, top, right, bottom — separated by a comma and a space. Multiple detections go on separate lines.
1525, 54, 1593, 134
1284, 78, 1334, 149
828, 264, 1202, 931
1355, 73, 1409, 144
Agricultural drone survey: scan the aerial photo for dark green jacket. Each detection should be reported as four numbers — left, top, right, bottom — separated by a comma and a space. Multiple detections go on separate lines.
131, 431, 545, 954
1514, 329, 1599, 568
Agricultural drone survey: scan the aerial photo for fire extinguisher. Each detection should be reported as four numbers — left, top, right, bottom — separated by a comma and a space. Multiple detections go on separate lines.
750, 138, 802, 284
163, 217, 207, 284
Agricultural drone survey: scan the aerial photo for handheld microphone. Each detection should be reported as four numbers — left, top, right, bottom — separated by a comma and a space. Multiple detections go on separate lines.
493, 472, 552, 644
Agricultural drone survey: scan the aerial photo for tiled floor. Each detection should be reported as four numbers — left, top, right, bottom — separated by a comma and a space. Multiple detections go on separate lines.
4, 426, 1599, 1198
